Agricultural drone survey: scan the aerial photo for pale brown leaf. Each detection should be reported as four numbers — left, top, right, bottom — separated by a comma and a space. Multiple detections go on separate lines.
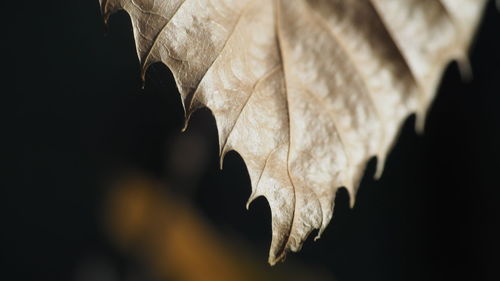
100, 0, 486, 264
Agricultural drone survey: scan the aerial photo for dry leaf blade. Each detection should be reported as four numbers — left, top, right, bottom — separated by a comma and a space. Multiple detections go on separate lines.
100, 0, 486, 264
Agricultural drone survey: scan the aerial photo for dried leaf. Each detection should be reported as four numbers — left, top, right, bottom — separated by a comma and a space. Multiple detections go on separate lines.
100, 0, 486, 264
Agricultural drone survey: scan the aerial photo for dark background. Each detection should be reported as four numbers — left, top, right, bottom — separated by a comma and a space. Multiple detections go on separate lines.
11, 1, 500, 281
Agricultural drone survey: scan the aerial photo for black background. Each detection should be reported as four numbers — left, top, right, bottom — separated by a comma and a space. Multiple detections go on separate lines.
11, 1, 500, 281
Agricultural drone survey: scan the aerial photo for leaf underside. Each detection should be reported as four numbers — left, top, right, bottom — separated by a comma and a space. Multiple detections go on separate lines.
100, 0, 486, 265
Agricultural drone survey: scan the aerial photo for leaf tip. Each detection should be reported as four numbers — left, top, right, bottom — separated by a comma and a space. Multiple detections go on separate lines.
181, 117, 190, 133
268, 257, 279, 266
457, 55, 473, 82
99, 0, 110, 25
219, 145, 230, 170
245, 193, 258, 210
374, 154, 386, 180
415, 110, 427, 135
268, 248, 287, 266
314, 232, 322, 242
